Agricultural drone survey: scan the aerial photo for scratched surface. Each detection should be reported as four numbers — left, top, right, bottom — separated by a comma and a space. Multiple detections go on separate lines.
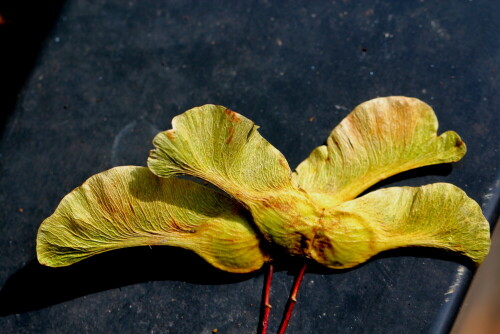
0, 1, 499, 333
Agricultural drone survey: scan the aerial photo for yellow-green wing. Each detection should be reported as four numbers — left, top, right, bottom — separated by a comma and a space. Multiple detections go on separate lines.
310, 183, 490, 269
295, 97, 466, 206
36, 166, 267, 273
148, 105, 294, 203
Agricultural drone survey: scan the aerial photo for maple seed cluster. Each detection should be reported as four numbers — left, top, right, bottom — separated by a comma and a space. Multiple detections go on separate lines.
36, 97, 491, 333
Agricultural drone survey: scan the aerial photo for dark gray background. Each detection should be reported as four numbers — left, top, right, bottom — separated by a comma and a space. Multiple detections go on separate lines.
0, 1, 499, 333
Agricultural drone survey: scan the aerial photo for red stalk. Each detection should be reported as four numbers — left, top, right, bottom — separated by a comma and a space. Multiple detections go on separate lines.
258, 263, 274, 334
277, 262, 308, 334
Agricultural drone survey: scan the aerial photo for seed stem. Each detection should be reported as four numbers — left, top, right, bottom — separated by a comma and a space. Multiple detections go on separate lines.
258, 263, 274, 334
277, 262, 308, 334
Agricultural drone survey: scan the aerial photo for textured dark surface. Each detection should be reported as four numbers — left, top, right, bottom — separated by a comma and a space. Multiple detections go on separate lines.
0, 1, 499, 333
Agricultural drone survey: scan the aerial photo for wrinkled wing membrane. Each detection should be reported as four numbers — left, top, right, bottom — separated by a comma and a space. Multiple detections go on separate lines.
295, 97, 466, 206
148, 105, 294, 203
310, 183, 491, 269
36, 166, 267, 273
